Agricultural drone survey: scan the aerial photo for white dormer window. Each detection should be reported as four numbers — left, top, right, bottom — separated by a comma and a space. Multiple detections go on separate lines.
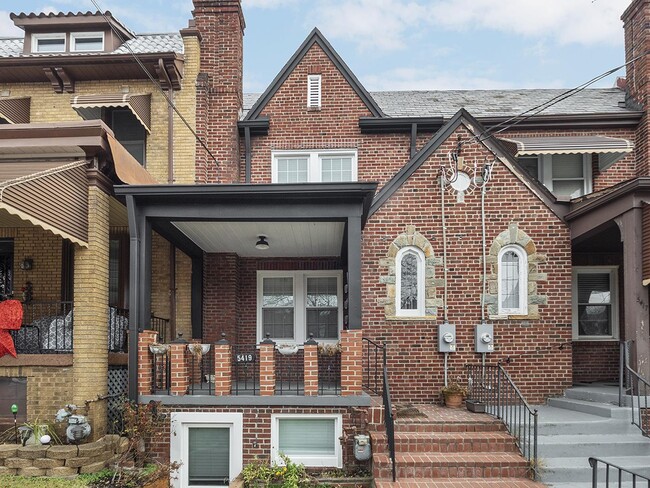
71, 32, 104, 52
307, 75, 321, 108
32, 33, 66, 53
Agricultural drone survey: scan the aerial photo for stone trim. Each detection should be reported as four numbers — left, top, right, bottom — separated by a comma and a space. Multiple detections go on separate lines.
485, 223, 547, 320
378, 225, 441, 320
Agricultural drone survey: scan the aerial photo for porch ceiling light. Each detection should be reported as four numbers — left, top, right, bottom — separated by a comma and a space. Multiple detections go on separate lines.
255, 235, 270, 250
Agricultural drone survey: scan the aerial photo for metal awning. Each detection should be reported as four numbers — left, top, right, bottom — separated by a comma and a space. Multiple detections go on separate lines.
0, 161, 88, 246
107, 133, 157, 185
71, 94, 152, 133
0, 97, 30, 124
500, 135, 634, 171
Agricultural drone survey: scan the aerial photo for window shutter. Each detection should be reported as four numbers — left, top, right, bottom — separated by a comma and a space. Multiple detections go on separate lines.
307, 75, 321, 108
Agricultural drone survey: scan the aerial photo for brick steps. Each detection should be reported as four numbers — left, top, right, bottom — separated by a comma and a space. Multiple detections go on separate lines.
391, 420, 506, 433
373, 452, 530, 479
373, 478, 546, 487
372, 431, 518, 454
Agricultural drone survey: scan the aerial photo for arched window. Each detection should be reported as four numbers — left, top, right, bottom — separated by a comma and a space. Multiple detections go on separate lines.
396, 247, 425, 316
498, 245, 528, 315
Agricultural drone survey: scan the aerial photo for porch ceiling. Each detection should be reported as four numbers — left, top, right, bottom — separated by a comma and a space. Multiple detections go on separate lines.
172, 221, 345, 257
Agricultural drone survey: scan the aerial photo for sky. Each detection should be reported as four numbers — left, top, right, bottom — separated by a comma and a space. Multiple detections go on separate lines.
0, 0, 632, 94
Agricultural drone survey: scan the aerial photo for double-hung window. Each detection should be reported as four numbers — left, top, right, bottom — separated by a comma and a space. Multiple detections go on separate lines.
257, 271, 342, 343
517, 154, 592, 199
572, 267, 618, 340
272, 150, 357, 183
498, 245, 528, 316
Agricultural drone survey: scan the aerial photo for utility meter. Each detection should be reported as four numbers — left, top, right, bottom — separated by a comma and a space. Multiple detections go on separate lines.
438, 322, 456, 353
475, 323, 494, 353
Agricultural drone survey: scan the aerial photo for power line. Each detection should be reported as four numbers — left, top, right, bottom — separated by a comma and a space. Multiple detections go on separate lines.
89, 0, 219, 167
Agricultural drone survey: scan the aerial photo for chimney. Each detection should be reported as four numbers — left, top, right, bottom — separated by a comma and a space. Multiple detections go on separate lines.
622, 0, 650, 176
192, 0, 245, 184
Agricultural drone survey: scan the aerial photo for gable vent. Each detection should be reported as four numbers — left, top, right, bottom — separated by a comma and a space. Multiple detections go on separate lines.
307, 74, 321, 108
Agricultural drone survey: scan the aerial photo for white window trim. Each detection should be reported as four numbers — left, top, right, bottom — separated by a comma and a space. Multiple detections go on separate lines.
395, 246, 425, 317
537, 154, 592, 197
497, 245, 528, 316
307, 74, 321, 108
31, 33, 66, 53
257, 270, 343, 344
170, 412, 243, 488
572, 266, 619, 341
271, 413, 342, 468
71, 31, 105, 52
271, 149, 358, 183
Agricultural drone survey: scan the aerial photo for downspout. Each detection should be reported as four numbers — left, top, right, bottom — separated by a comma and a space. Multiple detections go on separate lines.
244, 126, 252, 183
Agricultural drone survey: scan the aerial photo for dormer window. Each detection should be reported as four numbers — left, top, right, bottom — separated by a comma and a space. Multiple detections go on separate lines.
71, 32, 104, 52
32, 33, 65, 53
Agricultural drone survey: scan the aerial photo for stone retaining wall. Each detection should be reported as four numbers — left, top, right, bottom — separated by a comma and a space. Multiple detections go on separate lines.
0, 435, 128, 477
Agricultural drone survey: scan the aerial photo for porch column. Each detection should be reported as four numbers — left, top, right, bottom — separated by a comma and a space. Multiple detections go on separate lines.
347, 216, 362, 329
72, 183, 110, 439
260, 337, 275, 396
341, 329, 363, 396
138, 330, 159, 395
303, 336, 318, 396
214, 335, 232, 396
617, 208, 650, 379
170, 338, 189, 396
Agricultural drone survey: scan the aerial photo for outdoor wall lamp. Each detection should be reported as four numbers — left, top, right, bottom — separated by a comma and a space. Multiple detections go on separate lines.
255, 235, 270, 250
19, 258, 33, 271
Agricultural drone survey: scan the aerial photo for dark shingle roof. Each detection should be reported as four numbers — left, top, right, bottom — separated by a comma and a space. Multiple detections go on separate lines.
243, 88, 630, 119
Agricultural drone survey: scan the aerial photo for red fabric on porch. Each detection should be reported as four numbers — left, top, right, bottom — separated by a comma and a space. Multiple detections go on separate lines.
0, 300, 24, 358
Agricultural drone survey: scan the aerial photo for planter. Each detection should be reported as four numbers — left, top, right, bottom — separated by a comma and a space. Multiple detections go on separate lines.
443, 392, 464, 408
149, 344, 169, 355
276, 344, 299, 356
187, 343, 211, 356
466, 399, 486, 413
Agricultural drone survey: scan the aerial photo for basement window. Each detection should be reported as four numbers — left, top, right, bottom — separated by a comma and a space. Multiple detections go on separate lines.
32, 33, 66, 53
307, 75, 321, 108
271, 414, 342, 468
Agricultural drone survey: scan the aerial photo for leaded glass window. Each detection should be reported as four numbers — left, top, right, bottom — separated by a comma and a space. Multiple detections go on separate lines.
396, 247, 424, 316
498, 245, 527, 315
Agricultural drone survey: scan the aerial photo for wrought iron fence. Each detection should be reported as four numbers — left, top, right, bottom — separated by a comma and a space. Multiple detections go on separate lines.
362, 337, 385, 395
108, 307, 129, 353
318, 350, 341, 395
466, 364, 539, 480
151, 350, 171, 395
11, 301, 74, 354
232, 344, 259, 395
275, 349, 304, 395
589, 457, 650, 487
619, 341, 650, 436
188, 345, 215, 395
150, 314, 170, 344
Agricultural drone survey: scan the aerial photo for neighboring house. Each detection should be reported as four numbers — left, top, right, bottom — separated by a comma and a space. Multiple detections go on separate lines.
0, 10, 198, 438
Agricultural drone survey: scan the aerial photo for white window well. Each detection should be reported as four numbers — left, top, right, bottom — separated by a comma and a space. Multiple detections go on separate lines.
71, 32, 104, 52
272, 150, 357, 183
170, 412, 243, 488
271, 414, 342, 468
307, 74, 321, 108
257, 270, 343, 344
32, 33, 66, 53
395, 246, 425, 317
497, 245, 528, 316
572, 266, 619, 340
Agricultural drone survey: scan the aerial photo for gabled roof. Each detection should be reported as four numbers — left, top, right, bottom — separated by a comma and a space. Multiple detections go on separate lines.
243, 28, 384, 120
369, 108, 567, 220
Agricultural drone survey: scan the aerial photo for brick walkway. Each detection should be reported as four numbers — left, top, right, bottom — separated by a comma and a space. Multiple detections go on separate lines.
374, 479, 547, 487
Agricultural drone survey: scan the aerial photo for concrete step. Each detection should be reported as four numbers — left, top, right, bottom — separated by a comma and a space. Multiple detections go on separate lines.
543, 456, 650, 483
372, 452, 530, 479
546, 397, 632, 419
537, 433, 650, 458
371, 431, 519, 454
550, 483, 646, 488
373, 479, 547, 487
565, 385, 650, 409
535, 405, 637, 436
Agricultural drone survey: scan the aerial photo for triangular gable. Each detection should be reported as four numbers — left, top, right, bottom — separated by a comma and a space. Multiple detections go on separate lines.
369, 108, 568, 220
244, 28, 384, 120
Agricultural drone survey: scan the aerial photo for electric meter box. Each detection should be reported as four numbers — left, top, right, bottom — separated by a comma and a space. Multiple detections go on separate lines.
438, 322, 457, 353
475, 323, 494, 353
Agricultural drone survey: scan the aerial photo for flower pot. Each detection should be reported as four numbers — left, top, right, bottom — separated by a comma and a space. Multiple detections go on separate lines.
443, 392, 464, 408
187, 343, 211, 356
466, 399, 486, 413
149, 344, 169, 355
276, 344, 299, 355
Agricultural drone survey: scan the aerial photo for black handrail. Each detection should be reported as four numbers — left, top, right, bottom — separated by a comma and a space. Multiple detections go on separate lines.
619, 341, 650, 436
382, 348, 396, 483
466, 364, 539, 480
589, 457, 650, 487
362, 337, 384, 395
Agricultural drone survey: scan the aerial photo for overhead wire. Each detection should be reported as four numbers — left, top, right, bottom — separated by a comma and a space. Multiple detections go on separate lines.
89, 0, 219, 166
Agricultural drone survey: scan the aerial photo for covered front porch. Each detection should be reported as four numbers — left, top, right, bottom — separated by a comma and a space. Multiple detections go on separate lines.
116, 183, 377, 402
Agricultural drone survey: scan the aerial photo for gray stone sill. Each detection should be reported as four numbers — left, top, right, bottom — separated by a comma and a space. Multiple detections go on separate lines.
385, 315, 437, 321
139, 393, 372, 407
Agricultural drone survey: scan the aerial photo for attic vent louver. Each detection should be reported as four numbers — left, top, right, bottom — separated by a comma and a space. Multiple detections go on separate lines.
307, 74, 321, 108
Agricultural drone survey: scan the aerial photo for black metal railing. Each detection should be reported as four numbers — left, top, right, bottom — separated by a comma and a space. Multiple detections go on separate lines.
318, 350, 341, 395
466, 364, 539, 480
275, 349, 304, 395
188, 345, 214, 395
151, 349, 171, 395
382, 349, 396, 483
11, 301, 74, 354
151, 314, 170, 344
589, 457, 650, 487
362, 337, 385, 395
619, 341, 650, 436
232, 344, 259, 395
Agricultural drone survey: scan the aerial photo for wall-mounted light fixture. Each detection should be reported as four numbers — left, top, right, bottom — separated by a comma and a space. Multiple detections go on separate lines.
255, 235, 270, 250
19, 259, 33, 271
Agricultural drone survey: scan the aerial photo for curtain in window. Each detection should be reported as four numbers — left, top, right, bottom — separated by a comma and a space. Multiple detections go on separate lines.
262, 277, 294, 339
400, 253, 418, 310
278, 418, 336, 456
500, 251, 520, 310
577, 273, 611, 336
188, 427, 230, 486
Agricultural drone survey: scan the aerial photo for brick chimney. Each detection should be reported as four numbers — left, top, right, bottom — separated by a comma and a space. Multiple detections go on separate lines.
192, 0, 245, 184
622, 0, 650, 175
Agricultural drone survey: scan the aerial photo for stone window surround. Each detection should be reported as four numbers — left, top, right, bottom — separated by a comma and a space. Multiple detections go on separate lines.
379, 225, 441, 320
485, 223, 547, 320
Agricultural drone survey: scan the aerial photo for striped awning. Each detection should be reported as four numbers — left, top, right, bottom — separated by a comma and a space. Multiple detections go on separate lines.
0, 97, 30, 124
0, 161, 88, 246
501, 135, 634, 171
71, 93, 151, 133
